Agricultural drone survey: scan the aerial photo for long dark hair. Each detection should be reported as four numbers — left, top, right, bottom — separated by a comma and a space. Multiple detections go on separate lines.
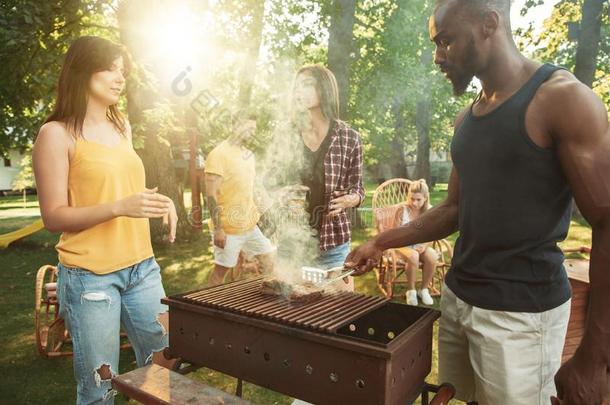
294, 65, 340, 121
45, 36, 132, 138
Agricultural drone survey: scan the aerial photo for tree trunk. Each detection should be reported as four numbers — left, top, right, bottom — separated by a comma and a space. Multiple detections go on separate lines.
414, 96, 431, 183
572, 0, 603, 220
414, 51, 433, 184
327, 0, 357, 119
117, 0, 190, 243
237, 0, 265, 109
574, 0, 604, 87
389, 96, 408, 178
328, 0, 359, 228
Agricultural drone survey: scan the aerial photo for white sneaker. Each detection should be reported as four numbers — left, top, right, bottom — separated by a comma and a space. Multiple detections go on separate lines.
418, 288, 434, 306
405, 289, 418, 306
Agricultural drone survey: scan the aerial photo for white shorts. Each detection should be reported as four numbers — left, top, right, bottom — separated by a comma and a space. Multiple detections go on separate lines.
438, 283, 570, 405
214, 226, 275, 268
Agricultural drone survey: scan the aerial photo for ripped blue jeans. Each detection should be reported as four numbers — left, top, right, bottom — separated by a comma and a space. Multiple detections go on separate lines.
57, 256, 168, 405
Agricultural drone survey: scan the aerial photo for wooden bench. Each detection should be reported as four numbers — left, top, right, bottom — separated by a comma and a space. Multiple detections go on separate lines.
112, 364, 253, 405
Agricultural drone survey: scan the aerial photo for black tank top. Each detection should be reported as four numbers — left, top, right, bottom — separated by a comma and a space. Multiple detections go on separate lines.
446, 63, 572, 313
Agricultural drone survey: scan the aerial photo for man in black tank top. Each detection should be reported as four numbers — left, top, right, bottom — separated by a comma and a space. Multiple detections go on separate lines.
346, 1, 610, 404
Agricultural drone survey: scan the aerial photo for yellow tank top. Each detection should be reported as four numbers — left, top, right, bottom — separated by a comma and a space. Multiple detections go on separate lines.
56, 136, 154, 274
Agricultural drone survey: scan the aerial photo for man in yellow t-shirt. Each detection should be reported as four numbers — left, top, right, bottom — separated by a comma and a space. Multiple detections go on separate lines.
204, 112, 275, 285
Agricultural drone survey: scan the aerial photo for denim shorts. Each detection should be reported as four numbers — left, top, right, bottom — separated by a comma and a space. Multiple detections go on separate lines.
57, 256, 168, 405
315, 241, 351, 269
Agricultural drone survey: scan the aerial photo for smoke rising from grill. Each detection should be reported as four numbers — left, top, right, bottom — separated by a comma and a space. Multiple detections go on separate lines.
253, 62, 328, 287
257, 130, 320, 285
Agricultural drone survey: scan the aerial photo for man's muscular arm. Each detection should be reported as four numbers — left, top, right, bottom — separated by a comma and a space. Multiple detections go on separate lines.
546, 71, 610, 405
374, 168, 460, 249
345, 108, 468, 274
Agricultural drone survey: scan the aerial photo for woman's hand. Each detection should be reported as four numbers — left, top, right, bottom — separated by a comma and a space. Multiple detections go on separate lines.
329, 190, 360, 217
163, 199, 178, 243
115, 187, 171, 218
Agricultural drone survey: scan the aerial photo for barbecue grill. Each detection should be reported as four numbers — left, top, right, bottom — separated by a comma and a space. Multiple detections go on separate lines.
162, 277, 441, 405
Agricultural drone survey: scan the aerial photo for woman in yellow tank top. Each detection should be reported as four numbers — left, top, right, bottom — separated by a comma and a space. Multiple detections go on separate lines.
32, 36, 177, 405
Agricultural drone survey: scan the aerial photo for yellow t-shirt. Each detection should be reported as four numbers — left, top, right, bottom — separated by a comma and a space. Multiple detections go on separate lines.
205, 141, 260, 234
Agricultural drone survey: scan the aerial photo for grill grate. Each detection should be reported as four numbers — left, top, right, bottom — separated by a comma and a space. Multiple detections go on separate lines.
174, 278, 388, 334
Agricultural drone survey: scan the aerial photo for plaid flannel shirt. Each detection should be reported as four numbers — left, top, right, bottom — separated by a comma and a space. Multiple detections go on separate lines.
318, 120, 365, 251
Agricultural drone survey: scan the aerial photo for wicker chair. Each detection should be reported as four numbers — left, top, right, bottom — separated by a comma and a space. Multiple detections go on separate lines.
372, 179, 453, 299
35, 265, 131, 358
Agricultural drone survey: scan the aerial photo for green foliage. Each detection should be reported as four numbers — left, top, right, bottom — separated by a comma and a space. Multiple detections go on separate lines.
134, 101, 183, 150
515, 0, 610, 113
11, 153, 34, 192
0, 0, 118, 154
257, 0, 474, 172
264, 0, 330, 62
3, 0, 607, 179
348, 0, 472, 167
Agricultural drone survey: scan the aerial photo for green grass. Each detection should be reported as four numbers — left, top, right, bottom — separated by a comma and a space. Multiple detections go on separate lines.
0, 193, 39, 209
0, 193, 40, 220
0, 187, 592, 404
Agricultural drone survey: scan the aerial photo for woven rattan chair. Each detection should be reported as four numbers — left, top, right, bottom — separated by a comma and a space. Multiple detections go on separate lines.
372, 179, 453, 299
35, 265, 131, 358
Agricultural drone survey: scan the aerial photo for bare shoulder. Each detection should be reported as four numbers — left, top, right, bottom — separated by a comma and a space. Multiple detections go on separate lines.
538, 69, 591, 102
34, 121, 72, 151
537, 69, 608, 142
538, 69, 605, 118
38, 120, 68, 137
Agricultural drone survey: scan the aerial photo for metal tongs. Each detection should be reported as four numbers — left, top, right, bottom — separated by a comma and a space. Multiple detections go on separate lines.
323, 267, 356, 286
301, 265, 356, 286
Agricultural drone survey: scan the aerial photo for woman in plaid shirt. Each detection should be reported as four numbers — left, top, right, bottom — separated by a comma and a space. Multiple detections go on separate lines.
293, 65, 365, 292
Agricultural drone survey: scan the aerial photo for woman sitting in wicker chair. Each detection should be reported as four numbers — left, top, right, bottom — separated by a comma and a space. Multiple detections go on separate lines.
394, 179, 437, 306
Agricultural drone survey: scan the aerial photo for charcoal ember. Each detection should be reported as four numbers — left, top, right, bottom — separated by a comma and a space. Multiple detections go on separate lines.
260, 279, 323, 303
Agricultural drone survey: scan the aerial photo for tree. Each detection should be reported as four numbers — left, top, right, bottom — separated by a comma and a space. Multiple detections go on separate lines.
574, 0, 605, 87
414, 66, 432, 181
389, 95, 409, 178
515, 0, 609, 219
349, 0, 471, 183
515, 0, 609, 112
0, 0, 117, 154
263, 0, 329, 63
327, 0, 357, 119
12, 153, 34, 208
236, 0, 266, 109
116, 0, 190, 243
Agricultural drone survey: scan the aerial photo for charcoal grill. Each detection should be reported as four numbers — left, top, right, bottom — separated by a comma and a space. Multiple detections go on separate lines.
162, 277, 441, 405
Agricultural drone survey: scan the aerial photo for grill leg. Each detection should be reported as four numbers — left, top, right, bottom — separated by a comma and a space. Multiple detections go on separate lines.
421, 390, 429, 405
421, 382, 456, 405
235, 378, 243, 397
421, 382, 435, 404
